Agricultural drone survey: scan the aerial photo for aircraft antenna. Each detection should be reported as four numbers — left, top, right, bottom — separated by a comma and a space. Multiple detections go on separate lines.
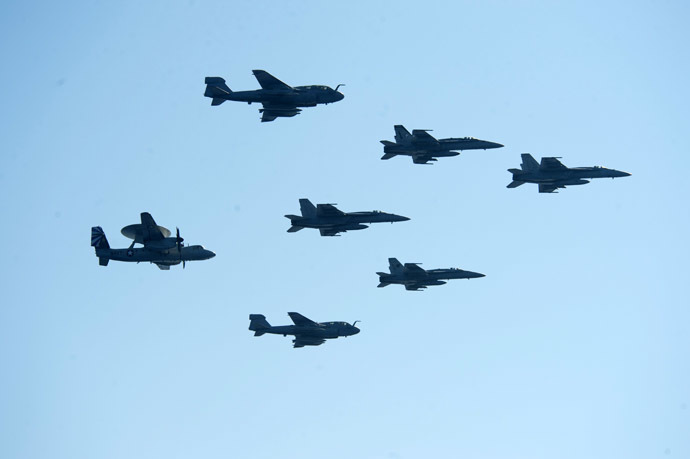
335, 84, 345, 91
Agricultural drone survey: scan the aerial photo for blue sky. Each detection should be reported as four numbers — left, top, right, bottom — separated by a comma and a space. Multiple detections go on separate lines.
1, 1, 689, 458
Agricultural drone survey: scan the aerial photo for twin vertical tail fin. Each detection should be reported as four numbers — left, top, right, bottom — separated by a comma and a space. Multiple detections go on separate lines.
204, 77, 232, 106
298, 199, 317, 218
91, 227, 110, 266
520, 153, 539, 171
394, 125, 412, 143
388, 258, 404, 274
249, 314, 271, 336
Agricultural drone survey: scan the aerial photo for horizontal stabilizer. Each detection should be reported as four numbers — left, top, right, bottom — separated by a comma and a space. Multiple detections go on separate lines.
287, 226, 303, 233
377, 282, 390, 288
380, 140, 396, 146
204, 77, 232, 101
507, 180, 525, 188
381, 153, 397, 160
98, 257, 109, 266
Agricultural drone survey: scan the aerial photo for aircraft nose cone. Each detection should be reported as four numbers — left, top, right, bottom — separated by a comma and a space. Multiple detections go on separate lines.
336, 92, 344, 101
208, 251, 216, 259
352, 327, 360, 335
396, 215, 411, 222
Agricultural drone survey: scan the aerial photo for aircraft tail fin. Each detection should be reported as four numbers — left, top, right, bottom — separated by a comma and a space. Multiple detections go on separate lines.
520, 153, 539, 171
298, 199, 316, 218
249, 314, 271, 336
388, 258, 404, 274
507, 180, 525, 188
204, 77, 232, 104
394, 125, 412, 143
91, 226, 110, 249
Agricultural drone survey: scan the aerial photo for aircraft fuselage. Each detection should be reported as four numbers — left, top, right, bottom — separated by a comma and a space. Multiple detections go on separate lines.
380, 268, 486, 285
216, 86, 343, 108
512, 167, 631, 184
289, 212, 410, 230
95, 245, 215, 264
384, 138, 504, 154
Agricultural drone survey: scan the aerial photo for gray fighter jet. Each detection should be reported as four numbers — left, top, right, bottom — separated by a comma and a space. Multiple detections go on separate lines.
249, 312, 360, 348
507, 154, 631, 193
285, 199, 410, 236
380, 125, 504, 164
204, 70, 344, 122
377, 258, 485, 291
90, 212, 215, 270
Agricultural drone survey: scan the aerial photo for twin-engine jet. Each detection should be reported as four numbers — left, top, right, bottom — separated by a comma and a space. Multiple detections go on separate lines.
377, 258, 485, 291
204, 70, 344, 122
249, 312, 360, 348
91, 212, 215, 270
508, 154, 631, 193
285, 199, 410, 237
380, 125, 503, 164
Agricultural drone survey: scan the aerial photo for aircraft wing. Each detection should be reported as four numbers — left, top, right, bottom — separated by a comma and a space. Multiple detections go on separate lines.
538, 183, 559, 193
288, 312, 319, 327
404, 283, 427, 291
293, 336, 326, 348
411, 129, 439, 146
319, 228, 342, 237
140, 212, 166, 242
403, 263, 427, 276
412, 155, 434, 164
252, 70, 292, 90
316, 203, 345, 218
540, 157, 567, 170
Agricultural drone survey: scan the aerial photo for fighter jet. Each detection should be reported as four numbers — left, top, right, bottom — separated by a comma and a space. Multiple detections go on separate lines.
507, 154, 631, 193
249, 312, 360, 348
377, 258, 485, 291
90, 212, 216, 270
380, 125, 503, 164
285, 199, 410, 236
204, 70, 344, 122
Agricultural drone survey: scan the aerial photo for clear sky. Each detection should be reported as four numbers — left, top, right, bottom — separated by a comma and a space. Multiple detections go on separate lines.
1, 1, 689, 458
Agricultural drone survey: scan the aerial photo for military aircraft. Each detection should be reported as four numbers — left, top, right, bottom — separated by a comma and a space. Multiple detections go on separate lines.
380, 125, 504, 164
507, 154, 631, 193
90, 212, 216, 270
377, 258, 485, 291
204, 70, 344, 122
249, 312, 360, 348
285, 199, 410, 236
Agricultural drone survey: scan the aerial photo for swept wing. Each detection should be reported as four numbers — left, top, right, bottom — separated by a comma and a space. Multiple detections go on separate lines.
316, 204, 345, 218
252, 70, 292, 90
403, 263, 428, 276
540, 157, 567, 170
538, 183, 559, 193
288, 312, 319, 327
411, 129, 439, 146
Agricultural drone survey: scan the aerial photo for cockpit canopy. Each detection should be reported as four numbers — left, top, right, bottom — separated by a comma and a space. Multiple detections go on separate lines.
301, 85, 331, 91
